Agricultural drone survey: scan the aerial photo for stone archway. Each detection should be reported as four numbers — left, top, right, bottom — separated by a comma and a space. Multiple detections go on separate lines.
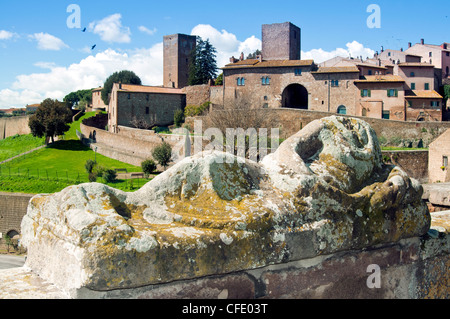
282, 84, 308, 109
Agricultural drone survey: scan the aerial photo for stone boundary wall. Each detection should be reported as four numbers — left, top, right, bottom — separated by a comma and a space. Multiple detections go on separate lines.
0, 116, 31, 140
0, 192, 33, 250
79, 123, 195, 167
186, 109, 450, 144
381, 150, 429, 183
72, 228, 449, 299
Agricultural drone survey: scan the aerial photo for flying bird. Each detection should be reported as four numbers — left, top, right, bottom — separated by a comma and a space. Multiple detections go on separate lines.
91, 44, 96, 50
82, 27, 86, 32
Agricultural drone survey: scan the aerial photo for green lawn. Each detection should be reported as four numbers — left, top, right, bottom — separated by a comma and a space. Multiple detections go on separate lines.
0, 134, 45, 163
0, 111, 148, 194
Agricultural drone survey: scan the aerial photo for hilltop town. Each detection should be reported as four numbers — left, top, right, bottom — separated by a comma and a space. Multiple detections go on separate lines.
0, 22, 449, 300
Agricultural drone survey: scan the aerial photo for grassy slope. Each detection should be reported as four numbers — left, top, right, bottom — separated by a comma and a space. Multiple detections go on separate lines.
0, 134, 45, 163
0, 112, 145, 194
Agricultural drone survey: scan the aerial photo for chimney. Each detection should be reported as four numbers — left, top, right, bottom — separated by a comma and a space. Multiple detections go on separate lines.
240, 52, 244, 61
400, 48, 403, 52
229, 56, 238, 63
408, 42, 412, 48
421, 39, 424, 45
381, 46, 384, 52
256, 54, 263, 62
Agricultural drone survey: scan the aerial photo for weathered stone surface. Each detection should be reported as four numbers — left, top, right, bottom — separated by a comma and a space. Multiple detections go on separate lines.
20, 116, 431, 296
422, 183, 450, 208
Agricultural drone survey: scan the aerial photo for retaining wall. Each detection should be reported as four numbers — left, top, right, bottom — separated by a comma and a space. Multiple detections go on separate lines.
0, 116, 31, 140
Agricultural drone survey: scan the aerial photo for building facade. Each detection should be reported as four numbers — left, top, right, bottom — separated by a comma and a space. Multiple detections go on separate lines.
108, 83, 185, 133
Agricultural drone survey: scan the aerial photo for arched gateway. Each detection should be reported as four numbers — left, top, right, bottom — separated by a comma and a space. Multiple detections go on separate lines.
282, 84, 308, 109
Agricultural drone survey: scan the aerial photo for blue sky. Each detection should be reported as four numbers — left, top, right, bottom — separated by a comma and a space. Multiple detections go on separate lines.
0, 0, 448, 108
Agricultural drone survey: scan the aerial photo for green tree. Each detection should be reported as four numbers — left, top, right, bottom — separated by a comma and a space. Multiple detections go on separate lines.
188, 37, 218, 85
28, 99, 73, 144
174, 109, 185, 127
152, 142, 172, 171
141, 159, 157, 176
246, 49, 261, 59
215, 73, 223, 86
64, 89, 93, 109
101, 70, 142, 105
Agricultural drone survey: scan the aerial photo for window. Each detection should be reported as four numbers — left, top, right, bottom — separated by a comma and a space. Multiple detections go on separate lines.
261, 76, 270, 85
410, 72, 415, 77
411, 83, 416, 90
387, 89, 398, 97
368, 70, 373, 75
146, 94, 149, 101
295, 69, 302, 76
337, 105, 347, 115
146, 107, 150, 115
447, 52, 450, 57
127, 94, 131, 99
237, 77, 245, 86
444, 156, 448, 168
429, 52, 432, 57
331, 80, 339, 87
431, 101, 440, 107
425, 83, 430, 90
388, 52, 391, 57
361, 89, 371, 97
382, 111, 390, 119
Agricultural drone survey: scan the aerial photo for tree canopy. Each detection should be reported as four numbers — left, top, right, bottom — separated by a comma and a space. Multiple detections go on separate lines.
28, 99, 73, 143
246, 49, 262, 60
188, 37, 218, 86
63, 89, 93, 110
101, 70, 142, 105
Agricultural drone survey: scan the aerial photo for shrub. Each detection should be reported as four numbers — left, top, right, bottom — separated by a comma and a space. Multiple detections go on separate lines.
141, 159, 157, 175
152, 142, 172, 170
85, 159, 96, 173
102, 169, 117, 183
184, 102, 211, 117
88, 172, 97, 182
174, 109, 185, 127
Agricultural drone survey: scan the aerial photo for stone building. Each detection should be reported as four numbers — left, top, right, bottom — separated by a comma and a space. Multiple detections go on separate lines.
91, 87, 108, 111
262, 22, 301, 60
107, 83, 185, 133
428, 128, 450, 183
163, 33, 197, 89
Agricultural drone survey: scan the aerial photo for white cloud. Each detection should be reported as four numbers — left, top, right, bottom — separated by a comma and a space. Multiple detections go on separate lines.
302, 41, 375, 63
29, 32, 69, 51
138, 26, 157, 36
0, 44, 163, 108
190, 24, 262, 69
0, 30, 17, 40
89, 14, 131, 44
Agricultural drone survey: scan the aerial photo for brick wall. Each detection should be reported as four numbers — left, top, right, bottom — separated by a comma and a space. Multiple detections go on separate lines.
382, 150, 429, 183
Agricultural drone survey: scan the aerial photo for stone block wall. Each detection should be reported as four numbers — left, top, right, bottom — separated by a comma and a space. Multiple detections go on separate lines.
0, 116, 31, 140
0, 192, 33, 249
382, 150, 429, 183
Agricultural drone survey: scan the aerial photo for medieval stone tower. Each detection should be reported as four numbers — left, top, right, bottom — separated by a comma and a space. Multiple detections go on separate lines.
163, 33, 197, 89
262, 22, 301, 60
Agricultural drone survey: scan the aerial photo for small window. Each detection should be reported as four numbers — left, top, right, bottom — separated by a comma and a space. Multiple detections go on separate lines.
237, 77, 245, 86
429, 52, 432, 57
388, 52, 391, 57
146, 94, 149, 101
368, 70, 373, 75
295, 69, 302, 76
431, 101, 440, 107
411, 83, 416, 90
410, 72, 415, 77
425, 83, 430, 90
264, 96, 268, 101
146, 107, 150, 115
261, 76, 270, 85
443, 156, 448, 168
447, 52, 450, 57
331, 80, 339, 87
387, 89, 398, 97
361, 89, 371, 97
127, 94, 131, 99
382, 111, 390, 119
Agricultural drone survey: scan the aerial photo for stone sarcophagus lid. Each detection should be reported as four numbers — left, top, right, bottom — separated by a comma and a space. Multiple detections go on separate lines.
20, 116, 431, 296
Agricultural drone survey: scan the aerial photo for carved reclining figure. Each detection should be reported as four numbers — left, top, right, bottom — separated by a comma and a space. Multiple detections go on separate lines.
20, 116, 430, 296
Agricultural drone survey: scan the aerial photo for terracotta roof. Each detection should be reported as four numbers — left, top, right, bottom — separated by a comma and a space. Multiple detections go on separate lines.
222, 59, 314, 69
405, 90, 443, 99
355, 63, 387, 69
116, 84, 184, 94
312, 66, 360, 74
354, 75, 405, 83
398, 62, 434, 67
